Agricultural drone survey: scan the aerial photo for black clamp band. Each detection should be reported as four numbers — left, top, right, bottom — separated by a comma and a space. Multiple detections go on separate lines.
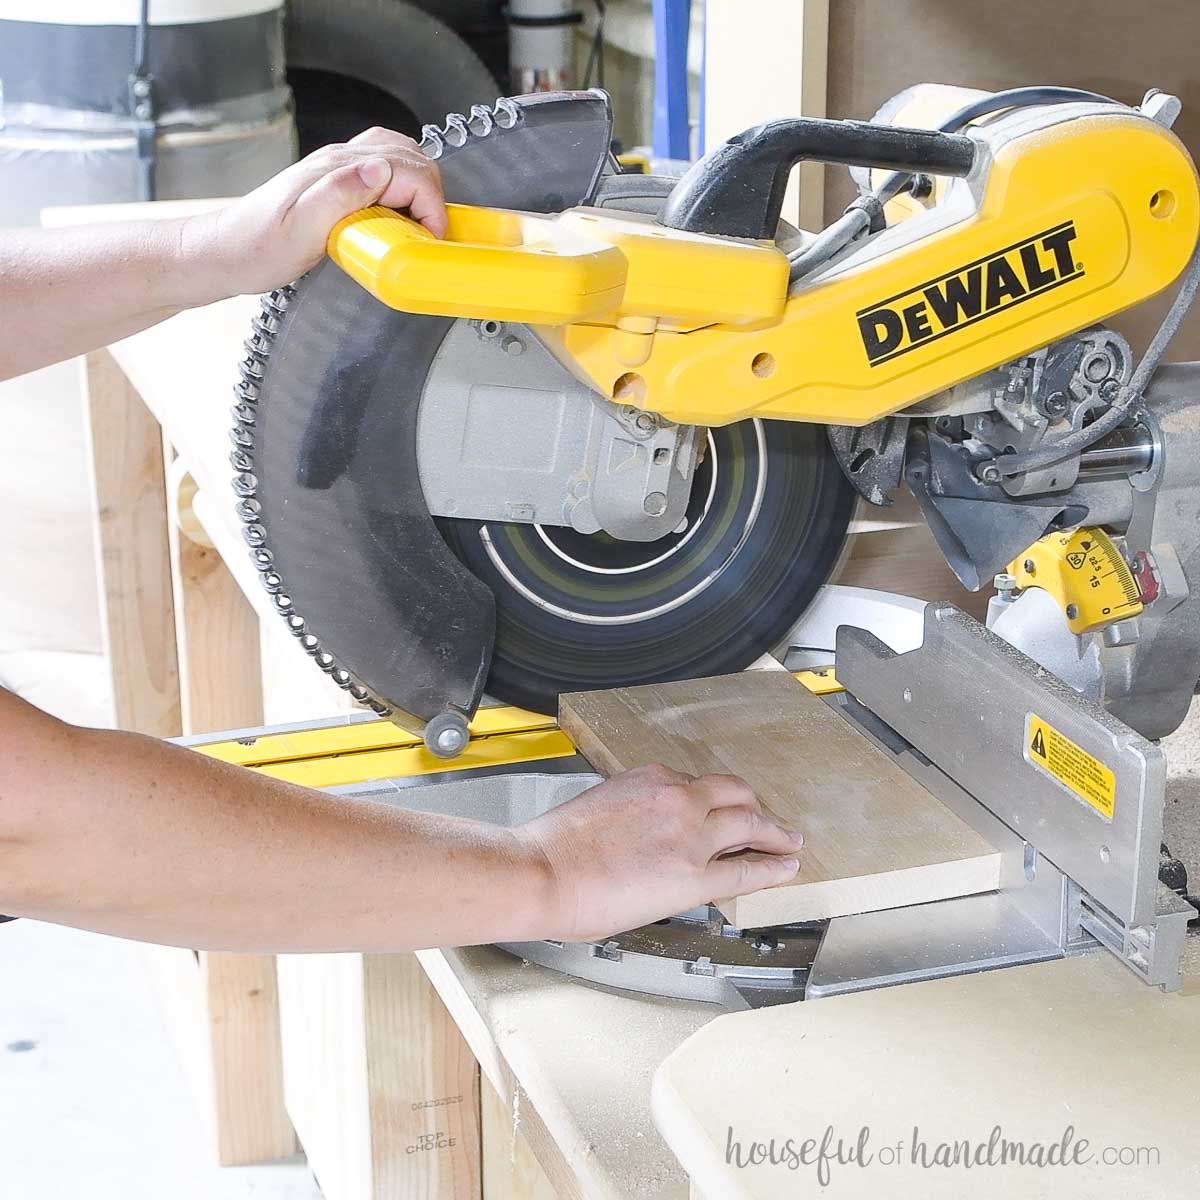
846, 192, 886, 234
507, 9, 585, 27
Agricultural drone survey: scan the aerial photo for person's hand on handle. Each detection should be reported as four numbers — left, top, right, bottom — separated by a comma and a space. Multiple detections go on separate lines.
515, 764, 804, 943
0, 126, 447, 382
191, 126, 448, 299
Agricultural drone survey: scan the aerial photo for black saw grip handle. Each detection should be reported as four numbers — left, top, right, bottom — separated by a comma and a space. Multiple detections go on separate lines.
660, 117, 977, 239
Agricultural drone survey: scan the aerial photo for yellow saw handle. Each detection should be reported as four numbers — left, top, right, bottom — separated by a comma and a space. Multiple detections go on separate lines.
326, 202, 789, 328
327, 203, 628, 325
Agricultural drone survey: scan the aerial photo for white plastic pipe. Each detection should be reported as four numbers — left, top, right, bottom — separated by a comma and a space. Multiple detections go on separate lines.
508, 0, 578, 94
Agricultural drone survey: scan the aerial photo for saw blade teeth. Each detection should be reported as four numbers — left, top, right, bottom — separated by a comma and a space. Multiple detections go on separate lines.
421, 97, 521, 161
443, 113, 469, 148
235, 498, 261, 523
239, 355, 265, 383
420, 126, 445, 159
468, 104, 495, 137
493, 97, 519, 130
229, 286, 395, 718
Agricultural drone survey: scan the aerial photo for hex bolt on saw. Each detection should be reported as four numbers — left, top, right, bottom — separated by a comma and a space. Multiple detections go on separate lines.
232, 82, 1200, 765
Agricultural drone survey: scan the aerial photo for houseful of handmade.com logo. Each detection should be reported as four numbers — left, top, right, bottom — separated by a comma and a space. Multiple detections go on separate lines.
725, 1123, 1161, 1187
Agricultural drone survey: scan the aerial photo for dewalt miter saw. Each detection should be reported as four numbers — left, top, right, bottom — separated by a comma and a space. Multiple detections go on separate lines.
231, 84, 1200, 756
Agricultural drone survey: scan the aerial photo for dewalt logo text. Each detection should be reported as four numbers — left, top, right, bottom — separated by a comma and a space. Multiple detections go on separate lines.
857, 221, 1083, 366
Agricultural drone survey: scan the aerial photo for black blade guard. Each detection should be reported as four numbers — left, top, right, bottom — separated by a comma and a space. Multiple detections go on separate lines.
233, 92, 615, 731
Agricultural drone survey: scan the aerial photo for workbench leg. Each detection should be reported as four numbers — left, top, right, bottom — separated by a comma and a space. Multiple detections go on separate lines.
164, 448, 295, 1166
164, 456, 265, 735
82, 348, 296, 1167
277, 952, 483, 1199
81, 348, 181, 737
481, 1076, 557, 1200
200, 952, 297, 1165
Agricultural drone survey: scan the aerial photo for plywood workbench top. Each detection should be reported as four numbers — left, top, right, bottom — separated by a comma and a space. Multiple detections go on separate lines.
653, 952, 1200, 1199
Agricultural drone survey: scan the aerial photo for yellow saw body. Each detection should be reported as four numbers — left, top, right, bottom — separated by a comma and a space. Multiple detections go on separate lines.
329, 101, 1199, 428
235, 83, 1200, 751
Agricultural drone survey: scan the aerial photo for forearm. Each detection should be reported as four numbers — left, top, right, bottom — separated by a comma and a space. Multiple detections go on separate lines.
0, 131, 449, 382
0, 214, 229, 382
0, 691, 556, 952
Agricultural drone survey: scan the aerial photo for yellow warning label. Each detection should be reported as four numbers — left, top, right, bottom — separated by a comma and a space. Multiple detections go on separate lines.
1024, 713, 1115, 820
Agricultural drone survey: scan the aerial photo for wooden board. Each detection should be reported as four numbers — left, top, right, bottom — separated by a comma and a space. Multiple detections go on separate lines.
559, 672, 1000, 926
653, 953, 1200, 1198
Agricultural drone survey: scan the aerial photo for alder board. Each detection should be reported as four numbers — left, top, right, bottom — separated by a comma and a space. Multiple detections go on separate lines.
558, 672, 1001, 926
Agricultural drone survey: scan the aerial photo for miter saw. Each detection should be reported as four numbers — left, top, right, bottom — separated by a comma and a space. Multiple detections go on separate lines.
206, 82, 1200, 1008
231, 83, 1200, 759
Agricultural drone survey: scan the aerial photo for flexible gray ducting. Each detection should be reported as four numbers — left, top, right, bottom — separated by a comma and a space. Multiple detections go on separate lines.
0, 3, 296, 225
285, 0, 499, 148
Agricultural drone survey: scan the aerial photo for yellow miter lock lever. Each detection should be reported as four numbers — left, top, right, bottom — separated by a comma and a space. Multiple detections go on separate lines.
326, 202, 789, 328
1007, 527, 1143, 635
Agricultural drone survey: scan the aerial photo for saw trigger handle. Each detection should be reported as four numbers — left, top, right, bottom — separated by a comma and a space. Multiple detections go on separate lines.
660, 116, 977, 239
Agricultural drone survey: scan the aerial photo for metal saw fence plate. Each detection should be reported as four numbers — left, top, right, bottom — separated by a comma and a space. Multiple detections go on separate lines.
836, 603, 1164, 928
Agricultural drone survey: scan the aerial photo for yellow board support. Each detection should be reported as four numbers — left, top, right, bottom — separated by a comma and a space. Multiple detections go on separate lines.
1007, 527, 1143, 635
201, 702, 556, 769
795, 666, 843, 695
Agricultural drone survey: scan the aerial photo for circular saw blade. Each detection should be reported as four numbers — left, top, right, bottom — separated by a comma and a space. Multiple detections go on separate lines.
438, 416, 854, 713
236, 96, 855, 722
